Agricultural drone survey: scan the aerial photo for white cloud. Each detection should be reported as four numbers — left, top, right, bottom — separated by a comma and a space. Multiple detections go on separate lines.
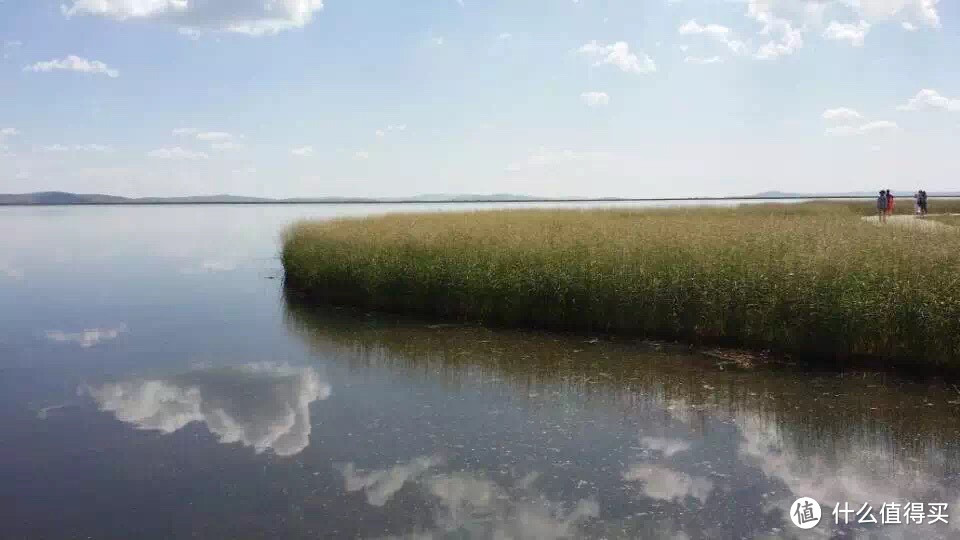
41, 143, 114, 152
210, 141, 243, 151
62, 0, 326, 36
849, 0, 941, 28
577, 41, 656, 74
430, 36, 445, 46
46, 325, 126, 348
746, 2, 805, 60
684, 55, 723, 64
0, 127, 19, 137
825, 120, 898, 136
897, 89, 960, 112
290, 146, 314, 156
24, 55, 119, 77
498, 32, 512, 40
195, 131, 233, 141
173, 129, 243, 150
679, 19, 730, 39
858, 120, 898, 132
75, 144, 114, 152
147, 147, 209, 159
822, 107, 863, 121
84, 364, 330, 457
354, 151, 370, 160
823, 20, 870, 46
743, 0, 941, 51
678, 19, 746, 54
580, 91, 610, 107
375, 124, 406, 137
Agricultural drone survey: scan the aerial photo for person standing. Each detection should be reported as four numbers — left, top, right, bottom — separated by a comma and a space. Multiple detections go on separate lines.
886, 189, 895, 217
920, 190, 929, 216
877, 190, 888, 223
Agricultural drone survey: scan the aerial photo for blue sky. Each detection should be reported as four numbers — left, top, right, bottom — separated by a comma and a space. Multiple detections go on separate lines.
0, 0, 956, 198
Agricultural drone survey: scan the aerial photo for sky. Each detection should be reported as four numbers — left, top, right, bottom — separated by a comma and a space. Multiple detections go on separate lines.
0, 0, 957, 198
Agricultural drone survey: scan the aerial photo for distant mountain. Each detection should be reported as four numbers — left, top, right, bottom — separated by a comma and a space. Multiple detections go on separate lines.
0, 191, 131, 205
135, 194, 275, 203
0, 191, 546, 206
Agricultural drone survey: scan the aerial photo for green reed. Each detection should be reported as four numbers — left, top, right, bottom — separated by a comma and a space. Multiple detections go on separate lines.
282, 203, 960, 364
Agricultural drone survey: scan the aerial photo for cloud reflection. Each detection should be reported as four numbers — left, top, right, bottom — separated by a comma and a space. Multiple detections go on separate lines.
179, 259, 237, 274
623, 464, 713, 504
0, 263, 24, 280
84, 363, 330, 457
343, 456, 443, 507
45, 324, 126, 348
341, 456, 599, 538
736, 413, 949, 510
640, 436, 692, 457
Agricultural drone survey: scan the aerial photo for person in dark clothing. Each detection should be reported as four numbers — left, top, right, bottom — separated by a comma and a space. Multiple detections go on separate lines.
877, 190, 888, 223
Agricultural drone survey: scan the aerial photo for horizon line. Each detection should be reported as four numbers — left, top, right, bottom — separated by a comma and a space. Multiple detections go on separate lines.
3, 194, 954, 207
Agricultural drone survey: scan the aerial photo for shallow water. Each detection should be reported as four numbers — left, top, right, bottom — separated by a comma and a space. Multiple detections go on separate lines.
2, 204, 959, 539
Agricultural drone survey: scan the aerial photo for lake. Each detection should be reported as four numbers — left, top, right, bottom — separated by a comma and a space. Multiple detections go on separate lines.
2, 204, 959, 539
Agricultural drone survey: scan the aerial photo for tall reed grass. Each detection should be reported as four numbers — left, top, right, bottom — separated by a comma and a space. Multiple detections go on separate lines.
282, 203, 960, 364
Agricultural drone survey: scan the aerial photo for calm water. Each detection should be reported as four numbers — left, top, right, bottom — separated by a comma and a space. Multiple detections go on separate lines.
2, 204, 959, 540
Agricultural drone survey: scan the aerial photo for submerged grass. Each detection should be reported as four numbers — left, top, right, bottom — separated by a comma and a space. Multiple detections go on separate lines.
282, 202, 960, 365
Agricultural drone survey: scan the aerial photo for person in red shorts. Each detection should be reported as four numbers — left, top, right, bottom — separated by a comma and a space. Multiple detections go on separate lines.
886, 189, 895, 216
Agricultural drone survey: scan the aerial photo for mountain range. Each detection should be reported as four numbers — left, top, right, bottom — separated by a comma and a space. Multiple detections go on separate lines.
0, 192, 545, 205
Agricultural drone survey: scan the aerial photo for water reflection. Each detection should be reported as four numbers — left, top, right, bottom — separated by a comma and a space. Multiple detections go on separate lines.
84, 363, 330, 456
341, 456, 600, 539
624, 464, 713, 504
0, 262, 24, 280
179, 259, 238, 275
45, 324, 127, 348
285, 295, 960, 538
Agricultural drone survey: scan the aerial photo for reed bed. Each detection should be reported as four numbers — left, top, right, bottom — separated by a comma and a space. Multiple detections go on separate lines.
282, 203, 960, 364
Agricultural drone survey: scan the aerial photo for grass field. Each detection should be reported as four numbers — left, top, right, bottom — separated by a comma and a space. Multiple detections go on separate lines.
282, 201, 960, 365
929, 214, 960, 227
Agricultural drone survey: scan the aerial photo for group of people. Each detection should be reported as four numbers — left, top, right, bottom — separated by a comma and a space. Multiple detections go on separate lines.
876, 189, 929, 223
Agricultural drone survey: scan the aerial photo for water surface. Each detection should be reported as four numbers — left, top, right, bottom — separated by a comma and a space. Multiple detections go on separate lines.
2, 204, 959, 539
